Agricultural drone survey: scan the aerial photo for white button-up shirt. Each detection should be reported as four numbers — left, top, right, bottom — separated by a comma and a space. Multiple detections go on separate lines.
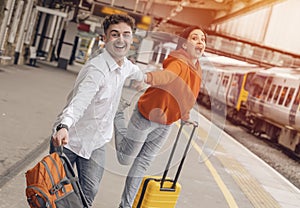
53, 49, 143, 159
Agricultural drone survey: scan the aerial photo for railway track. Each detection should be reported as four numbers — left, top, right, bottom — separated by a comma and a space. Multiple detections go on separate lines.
195, 103, 300, 189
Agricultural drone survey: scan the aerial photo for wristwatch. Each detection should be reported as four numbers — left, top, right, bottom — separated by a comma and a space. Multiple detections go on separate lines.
56, 123, 69, 132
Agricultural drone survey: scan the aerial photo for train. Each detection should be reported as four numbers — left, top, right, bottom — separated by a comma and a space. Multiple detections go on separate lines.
197, 53, 300, 156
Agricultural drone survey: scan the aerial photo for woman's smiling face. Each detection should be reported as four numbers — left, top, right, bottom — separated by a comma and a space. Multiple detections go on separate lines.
103, 22, 133, 65
185, 29, 206, 59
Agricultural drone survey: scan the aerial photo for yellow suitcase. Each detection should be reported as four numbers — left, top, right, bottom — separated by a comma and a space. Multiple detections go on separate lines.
133, 121, 198, 208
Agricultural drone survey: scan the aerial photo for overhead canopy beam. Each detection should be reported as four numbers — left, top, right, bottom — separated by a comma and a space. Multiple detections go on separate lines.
212, 0, 286, 24
146, 0, 230, 10
36, 6, 68, 18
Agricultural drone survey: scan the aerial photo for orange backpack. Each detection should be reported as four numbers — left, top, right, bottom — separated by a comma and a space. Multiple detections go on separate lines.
25, 151, 88, 208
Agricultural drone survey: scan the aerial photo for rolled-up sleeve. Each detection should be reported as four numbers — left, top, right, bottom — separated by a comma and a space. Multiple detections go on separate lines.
128, 64, 144, 82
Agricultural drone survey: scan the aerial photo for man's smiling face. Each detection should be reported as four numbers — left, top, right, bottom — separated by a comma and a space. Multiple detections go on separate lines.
103, 22, 133, 65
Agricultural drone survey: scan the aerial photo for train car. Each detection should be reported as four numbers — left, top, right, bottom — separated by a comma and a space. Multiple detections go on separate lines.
198, 54, 262, 123
246, 67, 300, 154
198, 53, 300, 155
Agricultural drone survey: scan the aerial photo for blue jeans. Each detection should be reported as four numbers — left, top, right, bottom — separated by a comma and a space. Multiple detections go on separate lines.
114, 106, 172, 208
50, 143, 105, 207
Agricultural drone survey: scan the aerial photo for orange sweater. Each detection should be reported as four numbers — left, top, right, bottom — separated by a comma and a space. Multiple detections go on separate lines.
138, 49, 202, 125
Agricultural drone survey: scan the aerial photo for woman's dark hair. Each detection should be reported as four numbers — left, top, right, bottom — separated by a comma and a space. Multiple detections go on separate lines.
176, 25, 207, 50
102, 14, 135, 34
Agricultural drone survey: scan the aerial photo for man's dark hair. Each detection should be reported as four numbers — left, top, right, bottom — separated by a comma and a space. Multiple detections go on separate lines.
102, 14, 135, 34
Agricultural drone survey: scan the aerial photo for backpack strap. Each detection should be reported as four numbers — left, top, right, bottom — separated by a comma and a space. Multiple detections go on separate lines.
60, 153, 90, 208
49, 177, 70, 195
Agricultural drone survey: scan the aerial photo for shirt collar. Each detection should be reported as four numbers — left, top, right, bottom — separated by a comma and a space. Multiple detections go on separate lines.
102, 48, 125, 71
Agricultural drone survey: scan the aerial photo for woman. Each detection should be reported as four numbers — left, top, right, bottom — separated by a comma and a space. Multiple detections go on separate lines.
114, 25, 207, 208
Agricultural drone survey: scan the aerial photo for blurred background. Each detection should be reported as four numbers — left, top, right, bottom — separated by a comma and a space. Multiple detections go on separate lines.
0, 0, 299, 68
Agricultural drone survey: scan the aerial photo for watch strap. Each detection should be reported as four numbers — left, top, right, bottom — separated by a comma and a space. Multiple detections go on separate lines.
56, 123, 69, 131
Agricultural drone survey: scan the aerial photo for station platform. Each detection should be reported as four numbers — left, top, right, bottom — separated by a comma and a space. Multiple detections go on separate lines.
0, 61, 299, 208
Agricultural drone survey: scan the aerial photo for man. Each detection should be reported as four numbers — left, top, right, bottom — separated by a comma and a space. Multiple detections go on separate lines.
51, 14, 145, 206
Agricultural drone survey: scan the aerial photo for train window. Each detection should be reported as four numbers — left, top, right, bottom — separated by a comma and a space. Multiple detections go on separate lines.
284, 88, 295, 107
244, 72, 255, 91
292, 88, 300, 107
278, 87, 288, 105
222, 75, 229, 87
253, 84, 263, 98
262, 77, 273, 100
216, 74, 221, 85
273, 86, 282, 103
248, 74, 266, 98
267, 85, 276, 102
207, 72, 213, 83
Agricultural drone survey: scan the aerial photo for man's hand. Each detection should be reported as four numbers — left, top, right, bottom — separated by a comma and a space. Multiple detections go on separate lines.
52, 128, 69, 146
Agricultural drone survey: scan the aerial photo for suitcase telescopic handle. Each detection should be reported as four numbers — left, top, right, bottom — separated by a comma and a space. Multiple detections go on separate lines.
160, 120, 198, 191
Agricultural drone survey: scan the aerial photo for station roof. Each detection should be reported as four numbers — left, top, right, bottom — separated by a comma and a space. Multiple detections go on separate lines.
134, 0, 285, 31
154, 0, 283, 22
74, 0, 285, 33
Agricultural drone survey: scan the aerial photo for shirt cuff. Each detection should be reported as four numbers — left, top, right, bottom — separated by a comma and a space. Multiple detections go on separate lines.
60, 117, 73, 129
